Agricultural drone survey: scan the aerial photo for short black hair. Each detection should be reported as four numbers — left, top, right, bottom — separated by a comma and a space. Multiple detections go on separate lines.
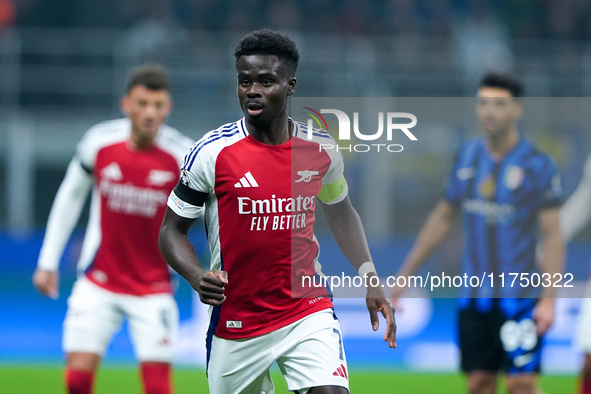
126, 64, 169, 93
479, 72, 523, 97
234, 28, 300, 76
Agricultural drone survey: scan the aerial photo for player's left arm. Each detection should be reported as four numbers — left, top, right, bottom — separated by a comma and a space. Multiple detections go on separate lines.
320, 195, 396, 348
560, 153, 591, 242
534, 206, 565, 335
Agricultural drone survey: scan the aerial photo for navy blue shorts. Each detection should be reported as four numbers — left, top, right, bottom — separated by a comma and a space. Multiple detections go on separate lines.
458, 299, 542, 375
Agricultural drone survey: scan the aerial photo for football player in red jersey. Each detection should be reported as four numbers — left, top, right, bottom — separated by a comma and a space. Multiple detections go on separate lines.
33, 64, 194, 394
159, 29, 396, 394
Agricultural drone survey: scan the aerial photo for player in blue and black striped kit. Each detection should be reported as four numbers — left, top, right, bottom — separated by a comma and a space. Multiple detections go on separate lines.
393, 73, 564, 394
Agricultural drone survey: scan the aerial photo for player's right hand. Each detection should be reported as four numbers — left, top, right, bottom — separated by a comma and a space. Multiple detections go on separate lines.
366, 279, 397, 348
196, 270, 228, 306
32, 269, 59, 299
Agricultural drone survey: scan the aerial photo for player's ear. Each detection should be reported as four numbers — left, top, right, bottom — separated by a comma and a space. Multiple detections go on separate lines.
287, 77, 297, 96
164, 97, 173, 117
514, 99, 523, 119
120, 95, 130, 116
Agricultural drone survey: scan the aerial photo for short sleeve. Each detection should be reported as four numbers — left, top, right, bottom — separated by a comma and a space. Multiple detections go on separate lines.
167, 141, 211, 219
535, 155, 563, 210
318, 145, 348, 205
444, 152, 463, 205
321, 146, 345, 186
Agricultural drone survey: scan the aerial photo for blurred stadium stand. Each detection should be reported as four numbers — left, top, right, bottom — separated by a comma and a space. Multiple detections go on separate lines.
2, 21, 591, 233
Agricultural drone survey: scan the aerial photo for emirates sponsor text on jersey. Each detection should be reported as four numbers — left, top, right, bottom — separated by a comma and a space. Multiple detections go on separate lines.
237, 193, 315, 231
99, 179, 168, 217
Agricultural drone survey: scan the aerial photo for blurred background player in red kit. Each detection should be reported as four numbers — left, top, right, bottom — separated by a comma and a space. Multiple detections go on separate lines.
32, 64, 194, 394
159, 28, 396, 394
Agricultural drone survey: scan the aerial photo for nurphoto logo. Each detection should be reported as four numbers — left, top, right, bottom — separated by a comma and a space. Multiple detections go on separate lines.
303, 107, 418, 153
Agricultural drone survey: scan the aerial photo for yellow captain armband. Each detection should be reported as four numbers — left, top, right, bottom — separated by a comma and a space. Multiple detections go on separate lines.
317, 175, 348, 204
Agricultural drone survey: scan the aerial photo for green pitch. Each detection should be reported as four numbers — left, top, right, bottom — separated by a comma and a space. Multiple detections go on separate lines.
0, 365, 577, 393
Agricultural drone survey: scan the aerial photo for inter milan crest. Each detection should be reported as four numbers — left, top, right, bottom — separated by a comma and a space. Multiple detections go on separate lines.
504, 165, 525, 190
478, 175, 496, 199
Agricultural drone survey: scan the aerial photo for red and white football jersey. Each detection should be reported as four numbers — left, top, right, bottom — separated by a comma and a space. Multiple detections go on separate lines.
167, 118, 348, 339
38, 118, 194, 296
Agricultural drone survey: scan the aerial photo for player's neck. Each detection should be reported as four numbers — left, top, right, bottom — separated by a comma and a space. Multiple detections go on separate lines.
129, 134, 156, 150
246, 115, 292, 145
486, 128, 520, 161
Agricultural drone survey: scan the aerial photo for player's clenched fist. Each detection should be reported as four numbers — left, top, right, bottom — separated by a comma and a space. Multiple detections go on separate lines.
194, 270, 228, 306
32, 269, 59, 300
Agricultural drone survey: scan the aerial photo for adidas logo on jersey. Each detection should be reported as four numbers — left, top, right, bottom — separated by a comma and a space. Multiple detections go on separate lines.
234, 172, 259, 188
226, 320, 242, 328
101, 162, 123, 181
